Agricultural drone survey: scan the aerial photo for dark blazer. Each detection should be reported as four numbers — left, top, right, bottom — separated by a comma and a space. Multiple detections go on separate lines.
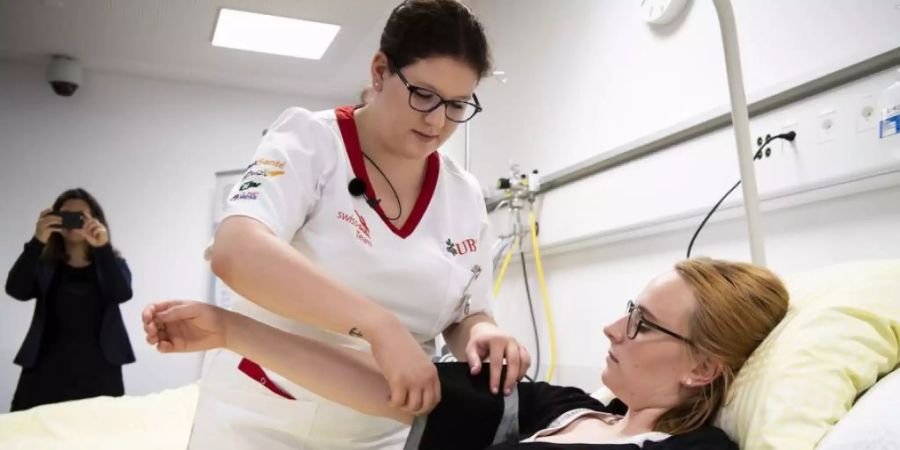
5, 237, 136, 368
408, 363, 738, 450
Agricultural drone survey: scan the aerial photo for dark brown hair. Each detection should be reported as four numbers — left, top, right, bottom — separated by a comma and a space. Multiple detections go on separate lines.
380, 0, 491, 78
42, 188, 118, 264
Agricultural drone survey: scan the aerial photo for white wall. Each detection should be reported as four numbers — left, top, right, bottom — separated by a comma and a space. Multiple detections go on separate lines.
469, 0, 900, 389
0, 61, 339, 411
470, 0, 900, 182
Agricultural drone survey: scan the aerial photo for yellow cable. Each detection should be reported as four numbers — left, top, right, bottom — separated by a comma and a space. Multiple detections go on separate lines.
530, 211, 557, 383
493, 235, 519, 297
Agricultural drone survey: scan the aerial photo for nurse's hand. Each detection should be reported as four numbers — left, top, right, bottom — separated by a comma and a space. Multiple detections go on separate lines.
466, 323, 531, 396
368, 322, 441, 416
143, 301, 227, 353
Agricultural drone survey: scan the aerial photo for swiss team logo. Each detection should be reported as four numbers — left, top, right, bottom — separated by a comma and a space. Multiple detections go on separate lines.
337, 209, 372, 247
354, 211, 371, 239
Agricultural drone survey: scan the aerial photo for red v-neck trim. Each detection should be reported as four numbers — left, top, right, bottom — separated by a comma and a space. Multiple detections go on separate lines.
335, 105, 439, 239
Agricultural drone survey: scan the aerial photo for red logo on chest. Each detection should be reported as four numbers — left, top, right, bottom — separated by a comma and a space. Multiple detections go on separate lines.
337, 210, 372, 247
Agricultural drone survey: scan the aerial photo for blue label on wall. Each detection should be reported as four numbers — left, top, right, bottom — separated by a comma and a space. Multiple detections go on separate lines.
880, 115, 900, 139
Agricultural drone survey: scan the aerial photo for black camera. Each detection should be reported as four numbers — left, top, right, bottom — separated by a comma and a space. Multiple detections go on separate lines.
53, 211, 85, 230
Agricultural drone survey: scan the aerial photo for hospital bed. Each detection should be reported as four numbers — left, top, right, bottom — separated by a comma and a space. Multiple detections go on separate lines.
1, 259, 898, 450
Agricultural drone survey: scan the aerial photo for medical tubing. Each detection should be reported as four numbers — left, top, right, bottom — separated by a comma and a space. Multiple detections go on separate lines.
529, 211, 557, 382
519, 251, 541, 380
493, 235, 519, 297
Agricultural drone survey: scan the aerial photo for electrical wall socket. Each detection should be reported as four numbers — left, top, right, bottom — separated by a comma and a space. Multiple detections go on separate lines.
855, 95, 878, 133
780, 120, 799, 154
816, 109, 838, 143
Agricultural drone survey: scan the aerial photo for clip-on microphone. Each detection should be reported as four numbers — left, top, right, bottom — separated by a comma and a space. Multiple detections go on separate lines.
348, 178, 380, 208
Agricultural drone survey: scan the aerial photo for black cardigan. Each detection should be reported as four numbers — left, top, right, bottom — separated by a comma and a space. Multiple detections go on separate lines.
407, 363, 737, 450
5, 237, 136, 368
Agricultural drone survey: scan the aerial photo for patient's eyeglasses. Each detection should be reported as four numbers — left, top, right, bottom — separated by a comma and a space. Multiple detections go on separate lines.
626, 300, 693, 344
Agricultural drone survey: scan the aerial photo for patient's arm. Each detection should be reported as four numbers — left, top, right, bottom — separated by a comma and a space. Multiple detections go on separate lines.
228, 310, 415, 423
143, 301, 415, 424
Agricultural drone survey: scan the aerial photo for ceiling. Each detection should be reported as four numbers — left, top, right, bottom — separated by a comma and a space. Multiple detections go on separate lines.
0, 0, 414, 100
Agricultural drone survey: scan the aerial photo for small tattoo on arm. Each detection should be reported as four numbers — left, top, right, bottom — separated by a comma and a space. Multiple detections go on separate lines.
349, 327, 364, 338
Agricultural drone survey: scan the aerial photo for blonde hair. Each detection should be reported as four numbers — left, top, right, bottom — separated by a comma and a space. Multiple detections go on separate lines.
654, 258, 789, 434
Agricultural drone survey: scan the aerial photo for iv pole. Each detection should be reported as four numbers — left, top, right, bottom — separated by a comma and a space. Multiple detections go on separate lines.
713, 0, 767, 265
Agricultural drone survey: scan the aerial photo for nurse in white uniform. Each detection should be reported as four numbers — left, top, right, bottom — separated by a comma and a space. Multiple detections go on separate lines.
188, 1, 531, 449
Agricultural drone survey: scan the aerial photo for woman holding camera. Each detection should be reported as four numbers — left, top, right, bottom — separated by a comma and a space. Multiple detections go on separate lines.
5, 188, 135, 411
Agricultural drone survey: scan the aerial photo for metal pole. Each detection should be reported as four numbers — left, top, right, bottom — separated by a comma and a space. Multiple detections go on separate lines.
712, 0, 767, 266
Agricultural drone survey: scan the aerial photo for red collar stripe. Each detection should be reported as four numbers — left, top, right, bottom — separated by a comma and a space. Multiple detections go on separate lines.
335, 106, 439, 239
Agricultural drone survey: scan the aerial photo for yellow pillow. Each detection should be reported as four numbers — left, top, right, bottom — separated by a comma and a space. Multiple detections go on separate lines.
716, 260, 900, 450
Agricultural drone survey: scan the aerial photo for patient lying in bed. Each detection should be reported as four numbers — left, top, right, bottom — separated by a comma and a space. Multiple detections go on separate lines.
142, 258, 788, 449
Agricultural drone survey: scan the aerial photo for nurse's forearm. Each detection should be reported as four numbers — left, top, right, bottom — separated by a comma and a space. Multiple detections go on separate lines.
224, 310, 415, 425
443, 313, 496, 360
211, 216, 399, 342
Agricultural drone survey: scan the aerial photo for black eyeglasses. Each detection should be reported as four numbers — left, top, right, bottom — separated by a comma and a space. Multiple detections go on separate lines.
388, 59, 483, 123
626, 300, 692, 344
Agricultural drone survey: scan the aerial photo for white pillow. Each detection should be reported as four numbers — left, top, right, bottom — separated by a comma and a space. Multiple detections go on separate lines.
816, 369, 900, 450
